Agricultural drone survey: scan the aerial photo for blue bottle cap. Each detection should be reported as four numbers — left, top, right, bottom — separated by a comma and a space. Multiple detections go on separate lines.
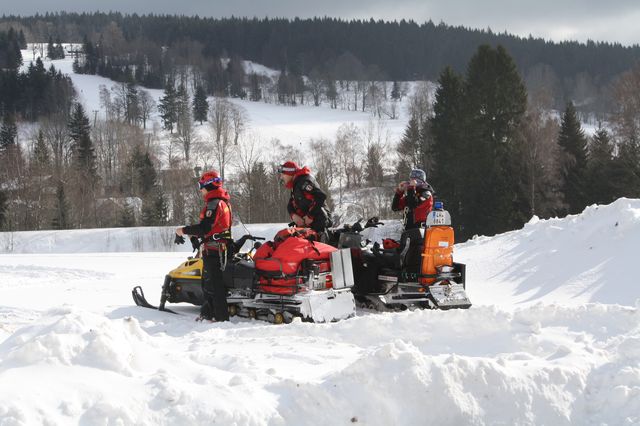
434, 201, 444, 210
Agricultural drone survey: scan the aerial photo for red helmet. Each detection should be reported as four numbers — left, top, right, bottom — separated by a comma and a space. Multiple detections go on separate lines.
277, 161, 298, 176
198, 170, 222, 189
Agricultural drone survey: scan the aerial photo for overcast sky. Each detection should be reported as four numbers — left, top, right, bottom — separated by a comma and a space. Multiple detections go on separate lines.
4, 0, 640, 46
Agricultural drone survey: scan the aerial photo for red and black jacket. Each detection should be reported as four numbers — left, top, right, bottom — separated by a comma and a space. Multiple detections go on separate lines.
183, 188, 232, 253
392, 183, 434, 229
287, 167, 330, 231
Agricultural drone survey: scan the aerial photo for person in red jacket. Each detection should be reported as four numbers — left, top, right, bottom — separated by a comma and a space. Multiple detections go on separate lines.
278, 161, 332, 233
176, 170, 232, 322
392, 168, 434, 229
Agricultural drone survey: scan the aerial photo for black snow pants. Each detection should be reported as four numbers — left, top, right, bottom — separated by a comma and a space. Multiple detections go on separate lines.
201, 252, 229, 321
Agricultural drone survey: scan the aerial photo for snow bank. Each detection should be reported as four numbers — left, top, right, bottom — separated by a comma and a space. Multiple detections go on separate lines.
458, 198, 640, 307
0, 304, 637, 425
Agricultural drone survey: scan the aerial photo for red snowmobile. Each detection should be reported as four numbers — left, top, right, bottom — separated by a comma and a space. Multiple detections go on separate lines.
132, 228, 356, 324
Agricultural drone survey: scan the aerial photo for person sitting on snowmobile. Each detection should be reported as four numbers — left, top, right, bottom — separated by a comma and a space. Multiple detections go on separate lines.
176, 170, 232, 322
392, 168, 434, 229
278, 160, 332, 234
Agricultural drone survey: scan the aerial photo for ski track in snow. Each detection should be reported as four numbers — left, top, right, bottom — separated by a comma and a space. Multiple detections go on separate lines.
1, 201, 640, 424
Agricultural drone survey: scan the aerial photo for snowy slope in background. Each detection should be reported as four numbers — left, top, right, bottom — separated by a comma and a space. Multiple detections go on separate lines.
19, 46, 410, 153
1, 201, 639, 424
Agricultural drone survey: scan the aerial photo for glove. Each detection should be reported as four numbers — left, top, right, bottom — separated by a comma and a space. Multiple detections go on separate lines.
190, 236, 200, 250
174, 234, 185, 245
365, 216, 383, 228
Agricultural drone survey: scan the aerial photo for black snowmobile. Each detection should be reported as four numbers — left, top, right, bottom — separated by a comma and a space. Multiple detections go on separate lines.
332, 202, 472, 311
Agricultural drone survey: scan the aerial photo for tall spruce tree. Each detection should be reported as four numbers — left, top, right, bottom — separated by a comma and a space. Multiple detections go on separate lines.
462, 45, 528, 238
192, 85, 209, 124
32, 129, 50, 170
51, 181, 70, 229
68, 103, 97, 227
158, 77, 178, 133
558, 102, 589, 214
69, 103, 96, 174
430, 66, 466, 224
396, 114, 422, 179
586, 127, 616, 205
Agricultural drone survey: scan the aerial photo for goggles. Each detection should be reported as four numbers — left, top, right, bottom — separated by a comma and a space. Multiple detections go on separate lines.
198, 177, 222, 189
277, 165, 297, 174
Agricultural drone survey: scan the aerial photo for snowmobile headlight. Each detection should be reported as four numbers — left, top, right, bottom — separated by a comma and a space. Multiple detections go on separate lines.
183, 270, 201, 276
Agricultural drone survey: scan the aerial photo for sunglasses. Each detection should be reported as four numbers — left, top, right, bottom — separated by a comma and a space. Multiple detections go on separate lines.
198, 177, 222, 189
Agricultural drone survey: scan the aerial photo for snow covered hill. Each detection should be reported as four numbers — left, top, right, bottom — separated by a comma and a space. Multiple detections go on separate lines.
0, 201, 639, 425
19, 46, 410, 154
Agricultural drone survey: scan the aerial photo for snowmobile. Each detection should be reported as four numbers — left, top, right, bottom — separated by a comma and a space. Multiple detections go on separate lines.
132, 229, 356, 324
248, 227, 356, 323
339, 201, 472, 311
131, 233, 261, 315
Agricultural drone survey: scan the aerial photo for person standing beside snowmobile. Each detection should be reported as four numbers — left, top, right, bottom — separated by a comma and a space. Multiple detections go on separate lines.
278, 161, 332, 234
176, 170, 232, 322
392, 168, 434, 229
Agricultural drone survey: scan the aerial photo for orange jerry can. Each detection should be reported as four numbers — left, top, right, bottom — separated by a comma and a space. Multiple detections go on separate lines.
420, 208, 455, 284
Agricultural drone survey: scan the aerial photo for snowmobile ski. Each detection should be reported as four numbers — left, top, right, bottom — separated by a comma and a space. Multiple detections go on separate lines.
131, 285, 179, 315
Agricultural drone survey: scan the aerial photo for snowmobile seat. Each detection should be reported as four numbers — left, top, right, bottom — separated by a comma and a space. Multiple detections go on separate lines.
372, 228, 424, 272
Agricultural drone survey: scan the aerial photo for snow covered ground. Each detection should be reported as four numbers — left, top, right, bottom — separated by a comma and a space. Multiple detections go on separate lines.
1, 199, 639, 425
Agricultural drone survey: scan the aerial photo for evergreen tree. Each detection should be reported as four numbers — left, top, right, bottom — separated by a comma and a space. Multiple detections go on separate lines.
0, 190, 6, 229
47, 36, 55, 60
396, 114, 422, 179
68, 103, 95, 173
226, 56, 246, 98
192, 85, 209, 124
32, 129, 50, 169
610, 138, 640, 200
0, 28, 23, 70
586, 127, 616, 205
123, 145, 157, 197
430, 67, 466, 222
462, 45, 528, 238
125, 81, 140, 125
0, 114, 17, 151
248, 73, 262, 102
325, 76, 338, 109
558, 101, 589, 214
158, 77, 178, 133
118, 202, 136, 227
82, 35, 98, 74
391, 81, 401, 100
17, 30, 26, 49
51, 181, 70, 229
141, 190, 168, 226
365, 144, 384, 186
